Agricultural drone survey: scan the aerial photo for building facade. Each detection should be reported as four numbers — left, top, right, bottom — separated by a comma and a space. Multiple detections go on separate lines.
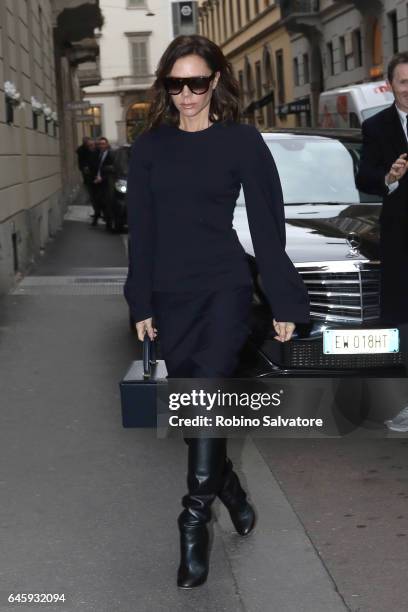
283, 0, 408, 126
83, 0, 198, 144
198, 0, 297, 129
0, 0, 101, 295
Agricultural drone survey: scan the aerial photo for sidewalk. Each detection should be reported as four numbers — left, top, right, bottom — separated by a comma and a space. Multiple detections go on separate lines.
0, 204, 348, 611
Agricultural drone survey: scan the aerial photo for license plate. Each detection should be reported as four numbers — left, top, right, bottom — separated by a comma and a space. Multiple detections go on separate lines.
323, 329, 399, 355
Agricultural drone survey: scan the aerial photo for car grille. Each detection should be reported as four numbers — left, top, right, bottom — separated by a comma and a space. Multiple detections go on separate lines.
296, 261, 380, 323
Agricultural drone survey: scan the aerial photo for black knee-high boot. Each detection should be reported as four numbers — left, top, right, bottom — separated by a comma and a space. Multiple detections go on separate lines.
218, 457, 256, 536
183, 438, 256, 537
177, 437, 226, 588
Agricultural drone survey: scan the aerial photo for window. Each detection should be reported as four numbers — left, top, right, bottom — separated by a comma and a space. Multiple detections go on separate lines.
236, 0, 242, 29
216, 2, 221, 40
293, 57, 299, 86
245, 0, 250, 22
252, 138, 364, 204
327, 42, 334, 76
303, 53, 310, 84
6, 97, 14, 124
388, 11, 398, 54
127, 0, 145, 7
255, 61, 262, 99
339, 34, 353, 71
236, 137, 381, 205
210, 5, 215, 40
222, 0, 227, 38
254, 0, 259, 13
238, 69, 244, 96
352, 29, 363, 68
229, 0, 234, 34
275, 49, 285, 105
371, 19, 382, 72
39, 6, 44, 70
246, 62, 254, 100
202, 12, 208, 37
266, 90, 276, 128
132, 41, 148, 75
126, 102, 149, 141
80, 105, 102, 139
127, 35, 149, 76
38, 8, 43, 41
339, 36, 346, 71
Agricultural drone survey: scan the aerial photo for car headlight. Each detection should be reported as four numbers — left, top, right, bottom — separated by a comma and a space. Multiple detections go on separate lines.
115, 179, 127, 194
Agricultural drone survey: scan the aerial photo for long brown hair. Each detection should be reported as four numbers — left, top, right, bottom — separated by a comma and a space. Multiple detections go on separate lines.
142, 35, 241, 133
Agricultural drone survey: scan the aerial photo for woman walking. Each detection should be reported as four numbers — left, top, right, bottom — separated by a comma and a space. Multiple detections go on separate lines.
124, 34, 310, 588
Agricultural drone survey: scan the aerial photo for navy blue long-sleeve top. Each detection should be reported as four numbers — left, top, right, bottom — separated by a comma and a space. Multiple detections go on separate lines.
124, 120, 310, 324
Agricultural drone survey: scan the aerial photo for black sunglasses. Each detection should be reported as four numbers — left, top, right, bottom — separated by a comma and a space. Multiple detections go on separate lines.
163, 72, 216, 95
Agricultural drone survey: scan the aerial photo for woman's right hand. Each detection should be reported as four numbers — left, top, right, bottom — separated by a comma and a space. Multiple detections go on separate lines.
135, 317, 158, 342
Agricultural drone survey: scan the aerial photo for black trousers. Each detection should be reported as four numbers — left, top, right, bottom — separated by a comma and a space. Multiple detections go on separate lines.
93, 183, 107, 220
81, 174, 97, 213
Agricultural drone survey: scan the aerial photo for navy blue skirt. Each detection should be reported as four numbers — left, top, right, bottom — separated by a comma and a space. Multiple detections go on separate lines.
152, 286, 253, 378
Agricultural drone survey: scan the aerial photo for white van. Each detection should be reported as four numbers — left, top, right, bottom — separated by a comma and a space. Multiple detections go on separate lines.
318, 81, 394, 128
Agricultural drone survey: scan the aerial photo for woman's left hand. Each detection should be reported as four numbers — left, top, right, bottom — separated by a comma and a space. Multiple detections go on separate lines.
273, 319, 295, 342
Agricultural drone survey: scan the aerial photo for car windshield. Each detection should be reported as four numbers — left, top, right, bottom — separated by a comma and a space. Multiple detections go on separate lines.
236, 135, 381, 205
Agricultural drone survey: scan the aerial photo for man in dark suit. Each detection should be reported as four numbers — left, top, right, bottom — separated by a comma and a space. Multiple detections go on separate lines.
76, 137, 98, 215
356, 52, 408, 431
77, 136, 93, 174
91, 136, 116, 230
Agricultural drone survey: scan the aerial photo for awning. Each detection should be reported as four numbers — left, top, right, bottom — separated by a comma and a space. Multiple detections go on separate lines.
278, 97, 310, 115
244, 90, 275, 114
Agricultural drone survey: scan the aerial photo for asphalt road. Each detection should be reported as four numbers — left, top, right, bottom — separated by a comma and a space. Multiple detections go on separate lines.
0, 201, 407, 612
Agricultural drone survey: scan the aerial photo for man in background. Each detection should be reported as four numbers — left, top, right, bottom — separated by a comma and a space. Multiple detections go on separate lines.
76, 136, 98, 218
91, 137, 115, 230
356, 52, 408, 431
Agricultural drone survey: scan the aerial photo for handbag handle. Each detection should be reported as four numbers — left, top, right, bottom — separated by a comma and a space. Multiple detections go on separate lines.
143, 333, 157, 378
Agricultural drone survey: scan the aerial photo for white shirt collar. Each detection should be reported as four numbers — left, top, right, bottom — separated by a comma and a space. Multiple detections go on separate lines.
395, 104, 408, 125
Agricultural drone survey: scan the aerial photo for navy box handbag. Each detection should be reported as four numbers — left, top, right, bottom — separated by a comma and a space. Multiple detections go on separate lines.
119, 335, 168, 427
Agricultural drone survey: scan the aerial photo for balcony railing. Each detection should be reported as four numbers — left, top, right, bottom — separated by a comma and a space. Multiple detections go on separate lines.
280, 0, 320, 20
77, 62, 101, 87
